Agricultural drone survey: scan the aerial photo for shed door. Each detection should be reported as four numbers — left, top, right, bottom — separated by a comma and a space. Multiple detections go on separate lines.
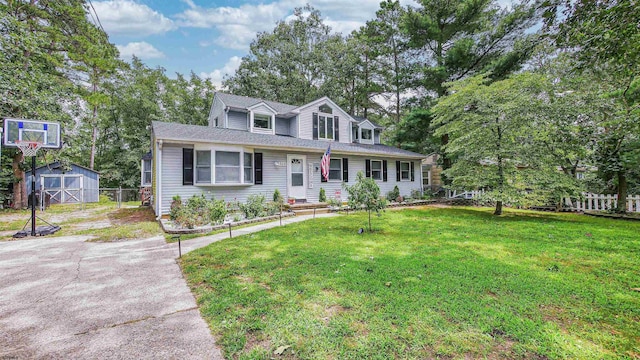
41, 175, 83, 204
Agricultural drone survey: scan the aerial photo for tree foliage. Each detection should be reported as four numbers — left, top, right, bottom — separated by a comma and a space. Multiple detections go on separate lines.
344, 171, 387, 231
546, 0, 640, 212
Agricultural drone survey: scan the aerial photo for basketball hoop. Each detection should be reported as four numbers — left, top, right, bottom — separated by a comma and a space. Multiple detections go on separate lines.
15, 140, 43, 157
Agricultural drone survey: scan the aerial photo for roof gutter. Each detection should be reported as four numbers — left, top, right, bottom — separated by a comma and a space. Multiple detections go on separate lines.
154, 137, 425, 159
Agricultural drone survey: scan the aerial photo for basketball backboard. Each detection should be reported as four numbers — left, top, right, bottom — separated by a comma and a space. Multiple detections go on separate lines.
2, 118, 61, 149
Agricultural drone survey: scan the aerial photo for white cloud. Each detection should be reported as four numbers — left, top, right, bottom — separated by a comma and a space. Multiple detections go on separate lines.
174, 0, 422, 50
200, 56, 243, 88
92, 0, 175, 36
116, 42, 165, 60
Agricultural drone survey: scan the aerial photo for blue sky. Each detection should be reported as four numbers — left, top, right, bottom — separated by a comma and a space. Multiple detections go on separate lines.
92, 0, 420, 87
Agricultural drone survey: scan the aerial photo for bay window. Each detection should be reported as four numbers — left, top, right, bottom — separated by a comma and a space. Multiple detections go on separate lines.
244, 153, 253, 183
215, 151, 240, 183
196, 151, 211, 183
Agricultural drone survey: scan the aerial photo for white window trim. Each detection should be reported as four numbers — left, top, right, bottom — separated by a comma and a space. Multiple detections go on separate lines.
370, 159, 383, 181
141, 158, 152, 187
243, 152, 254, 184
250, 110, 275, 135
400, 161, 411, 181
192, 145, 254, 186
328, 157, 342, 182
318, 112, 335, 141
195, 150, 212, 184
360, 128, 374, 145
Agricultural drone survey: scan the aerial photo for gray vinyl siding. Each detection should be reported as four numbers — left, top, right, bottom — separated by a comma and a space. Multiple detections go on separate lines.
297, 102, 351, 143
227, 110, 248, 130
289, 115, 298, 137
208, 96, 225, 127
27, 164, 100, 203
159, 144, 421, 215
159, 145, 288, 215
275, 117, 290, 136
310, 156, 421, 202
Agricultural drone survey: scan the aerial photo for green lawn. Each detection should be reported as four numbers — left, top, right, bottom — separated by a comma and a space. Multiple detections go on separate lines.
181, 207, 640, 359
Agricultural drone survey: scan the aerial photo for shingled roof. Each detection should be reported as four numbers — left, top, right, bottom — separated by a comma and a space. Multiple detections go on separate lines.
216, 92, 298, 115
152, 121, 425, 159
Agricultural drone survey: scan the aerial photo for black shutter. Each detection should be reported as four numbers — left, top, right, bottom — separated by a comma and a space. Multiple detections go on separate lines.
334, 116, 339, 141
396, 161, 401, 182
410, 161, 415, 181
254, 153, 263, 185
313, 113, 318, 140
365, 159, 371, 178
383, 160, 388, 182
183, 148, 193, 185
342, 158, 348, 182
321, 156, 327, 182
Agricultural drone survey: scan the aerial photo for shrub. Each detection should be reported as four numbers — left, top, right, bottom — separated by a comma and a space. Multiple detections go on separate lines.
186, 194, 209, 225
240, 194, 266, 219
327, 197, 342, 208
207, 197, 227, 225
319, 187, 327, 202
273, 189, 283, 203
169, 195, 182, 221
387, 186, 400, 202
410, 189, 423, 200
171, 194, 227, 228
265, 201, 280, 216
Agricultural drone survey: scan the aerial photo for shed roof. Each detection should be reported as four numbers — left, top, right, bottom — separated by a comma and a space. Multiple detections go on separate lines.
35, 161, 100, 174
152, 121, 425, 159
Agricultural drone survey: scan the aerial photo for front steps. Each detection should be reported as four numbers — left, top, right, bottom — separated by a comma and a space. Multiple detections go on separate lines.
290, 202, 331, 216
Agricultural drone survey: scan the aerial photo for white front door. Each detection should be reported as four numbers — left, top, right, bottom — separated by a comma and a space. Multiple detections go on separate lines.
287, 154, 306, 200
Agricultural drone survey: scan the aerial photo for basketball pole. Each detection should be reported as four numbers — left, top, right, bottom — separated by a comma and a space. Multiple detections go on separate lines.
31, 155, 36, 236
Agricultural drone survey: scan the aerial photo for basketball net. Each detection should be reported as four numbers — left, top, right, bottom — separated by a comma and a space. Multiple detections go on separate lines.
15, 140, 43, 157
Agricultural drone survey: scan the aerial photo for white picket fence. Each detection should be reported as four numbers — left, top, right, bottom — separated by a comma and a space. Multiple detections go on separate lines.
564, 193, 640, 213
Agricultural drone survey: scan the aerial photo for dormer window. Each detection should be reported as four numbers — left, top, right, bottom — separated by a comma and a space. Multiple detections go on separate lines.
319, 115, 334, 140
253, 114, 272, 129
362, 128, 372, 140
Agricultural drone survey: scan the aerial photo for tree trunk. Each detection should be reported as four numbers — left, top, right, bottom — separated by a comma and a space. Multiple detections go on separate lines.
616, 170, 628, 213
90, 69, 98, 170
368, 210, 372, 232
12, 152, 26, 209
494, 201, 503, 215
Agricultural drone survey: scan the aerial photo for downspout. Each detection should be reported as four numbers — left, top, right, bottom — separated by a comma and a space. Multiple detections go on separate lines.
155, 139, 163, 220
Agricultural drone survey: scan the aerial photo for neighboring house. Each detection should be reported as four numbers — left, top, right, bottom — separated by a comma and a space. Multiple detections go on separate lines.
147, 92, 426, 217
27, 161, 100, 204
421, 153, 443, 192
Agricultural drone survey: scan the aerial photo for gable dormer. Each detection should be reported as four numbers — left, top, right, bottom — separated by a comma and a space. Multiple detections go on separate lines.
294, 97, 353, 143
248, 102, 277, 135
351, 117, 384, 145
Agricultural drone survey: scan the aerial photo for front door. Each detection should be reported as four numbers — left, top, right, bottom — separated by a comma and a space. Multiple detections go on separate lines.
287, 154, 306, 201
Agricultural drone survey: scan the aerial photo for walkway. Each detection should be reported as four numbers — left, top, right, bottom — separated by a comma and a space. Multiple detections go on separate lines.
0, 213, 336, 359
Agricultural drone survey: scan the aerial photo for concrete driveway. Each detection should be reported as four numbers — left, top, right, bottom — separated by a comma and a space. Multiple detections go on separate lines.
0, 234, 223, 359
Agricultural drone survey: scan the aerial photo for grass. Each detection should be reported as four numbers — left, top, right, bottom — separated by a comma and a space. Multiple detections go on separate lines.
165, 216, 291, 243
181, 206, 640, 359
80, 207, 162, 242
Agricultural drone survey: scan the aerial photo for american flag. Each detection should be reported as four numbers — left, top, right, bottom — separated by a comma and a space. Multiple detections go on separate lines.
320, 145, 331, 181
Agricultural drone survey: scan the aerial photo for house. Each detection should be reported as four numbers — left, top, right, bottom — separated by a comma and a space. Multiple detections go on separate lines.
145, 92, 426, 217
27, 161, 100, 204
421, 153, 444, 193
